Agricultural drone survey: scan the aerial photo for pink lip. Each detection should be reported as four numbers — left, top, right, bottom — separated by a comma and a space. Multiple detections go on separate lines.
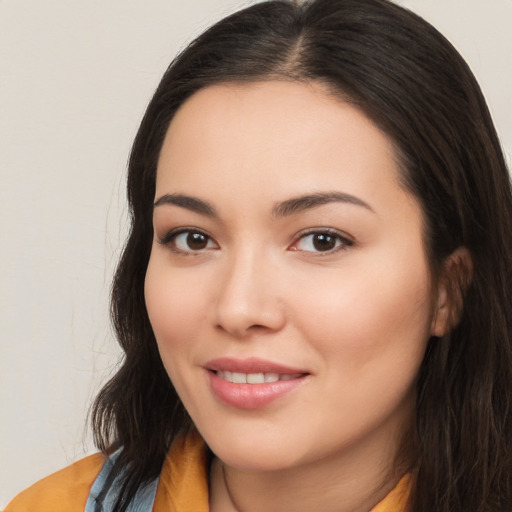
204, 357, 310, 410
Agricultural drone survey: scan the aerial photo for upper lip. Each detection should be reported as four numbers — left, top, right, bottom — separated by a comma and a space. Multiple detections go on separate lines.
204, 357, 308, 375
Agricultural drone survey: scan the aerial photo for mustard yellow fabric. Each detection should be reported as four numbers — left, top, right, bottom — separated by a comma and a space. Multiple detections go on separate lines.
6, 431, 410, 511
153, 430, 209, 511
370, 473, 412, 512
5, 453, 105, 512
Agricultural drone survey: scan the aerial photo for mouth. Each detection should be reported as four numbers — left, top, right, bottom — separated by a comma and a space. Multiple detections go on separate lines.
213, 370, 305, 384
204, 356, 308, 375
204, 358, 310, 409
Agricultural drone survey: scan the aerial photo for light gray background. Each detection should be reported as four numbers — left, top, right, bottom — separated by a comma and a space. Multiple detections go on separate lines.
1, 0, 511, 506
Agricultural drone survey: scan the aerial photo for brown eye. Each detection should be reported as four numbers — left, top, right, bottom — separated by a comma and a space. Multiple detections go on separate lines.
164, 230, 218, 252
186, 232, 209, 250
292, 230, 352, 253
312, 233, 337, 251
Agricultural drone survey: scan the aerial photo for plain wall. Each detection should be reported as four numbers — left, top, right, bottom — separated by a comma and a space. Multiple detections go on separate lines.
1, 0, 511, 506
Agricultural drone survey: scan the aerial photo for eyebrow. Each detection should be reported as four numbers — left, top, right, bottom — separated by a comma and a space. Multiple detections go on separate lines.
153, 191, 373, 218
272, 191, 374, 217
154, 193, 218, 216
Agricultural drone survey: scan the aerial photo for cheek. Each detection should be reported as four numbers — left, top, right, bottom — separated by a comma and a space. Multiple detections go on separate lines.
144, 258, 205, 354
290, 251, 433, 366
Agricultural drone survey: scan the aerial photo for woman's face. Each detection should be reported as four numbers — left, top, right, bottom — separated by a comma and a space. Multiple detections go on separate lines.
145, 81, 446, 473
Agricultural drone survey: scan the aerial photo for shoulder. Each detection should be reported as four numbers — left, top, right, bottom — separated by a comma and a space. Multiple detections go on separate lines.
5, 453, 105, 512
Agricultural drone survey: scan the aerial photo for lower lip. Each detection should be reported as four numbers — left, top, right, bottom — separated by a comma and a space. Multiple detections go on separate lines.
207, 371, 308, 410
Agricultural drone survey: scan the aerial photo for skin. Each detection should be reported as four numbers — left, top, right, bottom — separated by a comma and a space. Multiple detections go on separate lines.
144, 81, 451, 512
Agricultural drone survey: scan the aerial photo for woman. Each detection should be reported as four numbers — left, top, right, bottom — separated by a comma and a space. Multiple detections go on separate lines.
7, 0, 512, 511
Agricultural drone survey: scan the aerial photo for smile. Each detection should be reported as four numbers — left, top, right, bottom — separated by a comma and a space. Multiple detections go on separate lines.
204, 358, 310, 409
214, 371, 303, 384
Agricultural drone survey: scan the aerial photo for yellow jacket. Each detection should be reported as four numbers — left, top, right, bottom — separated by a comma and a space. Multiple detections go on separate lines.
6, 431, 411, 511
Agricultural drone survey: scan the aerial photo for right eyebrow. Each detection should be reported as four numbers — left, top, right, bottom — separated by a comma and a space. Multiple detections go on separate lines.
153, 193, 218, 217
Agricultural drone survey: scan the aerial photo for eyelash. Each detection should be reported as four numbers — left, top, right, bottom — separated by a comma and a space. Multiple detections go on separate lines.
158, 227, 217, 254
158, 227, 354, 255
290, 228, 354, 255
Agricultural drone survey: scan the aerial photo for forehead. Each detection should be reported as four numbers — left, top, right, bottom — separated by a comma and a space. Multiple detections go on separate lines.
156, 81, 404, 201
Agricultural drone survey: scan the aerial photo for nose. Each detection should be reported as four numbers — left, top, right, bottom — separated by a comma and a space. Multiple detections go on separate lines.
211, 248, 286, 339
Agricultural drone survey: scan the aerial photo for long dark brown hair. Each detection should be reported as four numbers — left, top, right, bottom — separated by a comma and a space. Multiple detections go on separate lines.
91, 0, 512, 510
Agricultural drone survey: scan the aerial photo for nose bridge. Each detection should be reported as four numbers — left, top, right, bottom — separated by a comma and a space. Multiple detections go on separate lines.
212, 242, 285, 337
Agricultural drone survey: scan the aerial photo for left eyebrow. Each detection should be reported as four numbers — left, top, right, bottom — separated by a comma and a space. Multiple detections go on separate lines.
272, 191, 374, 217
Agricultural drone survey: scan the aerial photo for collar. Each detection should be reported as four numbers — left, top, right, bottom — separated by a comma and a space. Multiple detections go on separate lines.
154, 430, 412, 512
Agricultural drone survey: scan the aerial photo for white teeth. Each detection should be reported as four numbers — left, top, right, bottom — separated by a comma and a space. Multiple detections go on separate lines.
216, 371, 300, 384
232, 372, 246, 384
246, 372, 265, 384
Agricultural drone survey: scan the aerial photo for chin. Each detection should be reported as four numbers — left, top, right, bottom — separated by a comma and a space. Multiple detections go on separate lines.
215, 448, 299, 473
204, 429, 303, 472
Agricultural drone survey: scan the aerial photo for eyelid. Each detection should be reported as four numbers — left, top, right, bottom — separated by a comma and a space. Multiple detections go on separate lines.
157, 227, 218, 252
289, 228, 354, 254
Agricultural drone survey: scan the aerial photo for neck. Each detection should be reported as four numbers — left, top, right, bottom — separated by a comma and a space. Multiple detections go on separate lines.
209, 429, 411, 512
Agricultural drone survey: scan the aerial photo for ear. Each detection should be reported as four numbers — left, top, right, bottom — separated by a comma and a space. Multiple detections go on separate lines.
431, 247, 473, 337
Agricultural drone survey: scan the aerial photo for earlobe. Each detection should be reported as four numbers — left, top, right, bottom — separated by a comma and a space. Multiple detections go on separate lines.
430, 247, 473, 338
